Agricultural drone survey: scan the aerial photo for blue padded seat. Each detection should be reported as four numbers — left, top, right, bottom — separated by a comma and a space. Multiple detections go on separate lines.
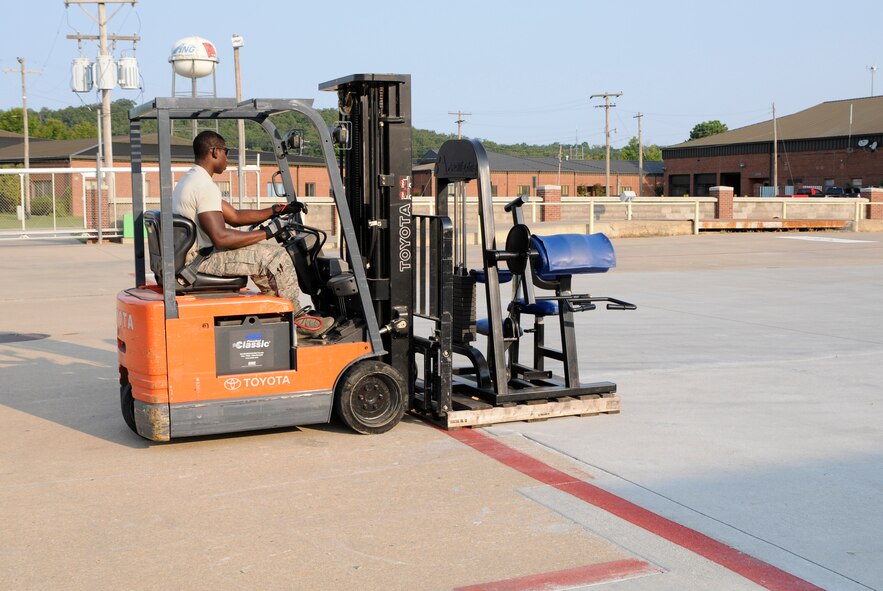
530, 233, 615, 281
470, 268, 513, 283
509, 298, 559, 316
476, 317, 524, 337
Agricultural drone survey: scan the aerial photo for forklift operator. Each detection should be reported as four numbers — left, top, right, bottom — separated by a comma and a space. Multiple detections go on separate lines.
173, 130, 334, 336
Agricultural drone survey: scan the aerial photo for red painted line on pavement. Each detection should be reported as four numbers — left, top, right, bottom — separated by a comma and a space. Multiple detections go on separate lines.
454, 558, 661, 591
447, 428, 824, 591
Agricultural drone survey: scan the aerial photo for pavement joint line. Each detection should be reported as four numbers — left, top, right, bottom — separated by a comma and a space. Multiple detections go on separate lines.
452, 558, 663, 591
445, 427, 825, 591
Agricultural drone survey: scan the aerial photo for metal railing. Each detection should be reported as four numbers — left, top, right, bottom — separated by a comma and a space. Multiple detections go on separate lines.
0, 165, 871, 241
0, 165, 263, 241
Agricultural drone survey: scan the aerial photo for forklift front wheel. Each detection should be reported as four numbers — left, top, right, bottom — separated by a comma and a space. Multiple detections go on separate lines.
334, 360, 407, 435
120, 381, 137, 434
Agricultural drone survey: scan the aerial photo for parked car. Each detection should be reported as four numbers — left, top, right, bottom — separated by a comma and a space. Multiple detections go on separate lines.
795, 187, 825, 197
824, 186, 846, 197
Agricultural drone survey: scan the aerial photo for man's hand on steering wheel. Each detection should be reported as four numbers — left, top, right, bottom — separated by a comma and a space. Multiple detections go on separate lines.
262, 217, 288, 241
272, 200, 308, 217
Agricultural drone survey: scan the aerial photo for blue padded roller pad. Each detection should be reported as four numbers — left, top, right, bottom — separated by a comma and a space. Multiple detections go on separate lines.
530, 233, 615, 280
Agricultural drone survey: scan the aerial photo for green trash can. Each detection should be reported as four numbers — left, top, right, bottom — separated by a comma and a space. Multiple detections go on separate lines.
123, 213, 147, 239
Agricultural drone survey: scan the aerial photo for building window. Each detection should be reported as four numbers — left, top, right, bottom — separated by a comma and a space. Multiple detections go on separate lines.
851, 178, 862, 188
215, 181, 231, 200
86, 178, 109, 192
267, 181, 284, 197
561, 185, 569, 197
516, 185, 531, 197
824, 178, 835, 187
491, 184, 498, 197
142, 178, 152, 198
304, 182, 315, 197
32, 180, 51, 198
620, 185, 632, 193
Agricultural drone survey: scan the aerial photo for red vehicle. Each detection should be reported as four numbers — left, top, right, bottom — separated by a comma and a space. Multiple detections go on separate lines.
794, 187, 825, 197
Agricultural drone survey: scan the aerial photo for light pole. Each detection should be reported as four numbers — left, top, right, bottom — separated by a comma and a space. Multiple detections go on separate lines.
232, 33, 245, 208
868, 65, 878, 96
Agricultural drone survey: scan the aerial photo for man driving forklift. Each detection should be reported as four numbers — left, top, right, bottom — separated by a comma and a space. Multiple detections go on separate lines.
173, 130, 334, 337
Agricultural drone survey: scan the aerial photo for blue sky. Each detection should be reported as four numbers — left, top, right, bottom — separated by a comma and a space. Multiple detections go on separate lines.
1, 0, 880, 148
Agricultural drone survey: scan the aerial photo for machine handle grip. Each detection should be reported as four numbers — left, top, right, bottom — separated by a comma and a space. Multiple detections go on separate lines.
504, 194, 530, 212
605, 298, 637, 311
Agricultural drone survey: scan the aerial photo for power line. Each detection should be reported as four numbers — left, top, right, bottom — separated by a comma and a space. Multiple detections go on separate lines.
591, 91, 622, 197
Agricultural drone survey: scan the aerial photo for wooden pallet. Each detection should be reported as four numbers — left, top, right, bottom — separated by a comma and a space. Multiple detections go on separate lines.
436, 393, 620, 429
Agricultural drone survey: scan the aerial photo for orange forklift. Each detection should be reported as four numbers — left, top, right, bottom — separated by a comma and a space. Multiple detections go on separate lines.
118, 73, 633, 441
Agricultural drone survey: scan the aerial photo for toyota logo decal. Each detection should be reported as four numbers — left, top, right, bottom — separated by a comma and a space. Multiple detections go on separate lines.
223, 378, 242, 391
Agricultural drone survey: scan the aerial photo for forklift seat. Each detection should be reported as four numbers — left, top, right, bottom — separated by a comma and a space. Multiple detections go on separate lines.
144, 210, 247, 292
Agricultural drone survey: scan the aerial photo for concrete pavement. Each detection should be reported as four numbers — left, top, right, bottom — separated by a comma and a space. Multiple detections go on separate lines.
1, 231, 881, 590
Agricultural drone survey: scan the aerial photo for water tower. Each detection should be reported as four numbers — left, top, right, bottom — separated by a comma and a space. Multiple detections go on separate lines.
169, 36, 219, 136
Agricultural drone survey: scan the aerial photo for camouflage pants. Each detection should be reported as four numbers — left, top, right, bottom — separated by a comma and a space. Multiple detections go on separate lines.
194, 243, 301, 306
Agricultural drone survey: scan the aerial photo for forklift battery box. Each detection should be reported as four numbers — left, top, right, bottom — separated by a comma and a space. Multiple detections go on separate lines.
215, 314, 293, 375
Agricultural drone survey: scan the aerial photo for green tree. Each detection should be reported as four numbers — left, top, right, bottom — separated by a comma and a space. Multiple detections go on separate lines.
0, 109, 24, 134
689, 120, 728, 141
619, 137, 663, 161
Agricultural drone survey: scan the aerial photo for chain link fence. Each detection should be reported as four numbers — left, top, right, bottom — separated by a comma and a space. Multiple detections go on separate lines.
0, 166, 259, 241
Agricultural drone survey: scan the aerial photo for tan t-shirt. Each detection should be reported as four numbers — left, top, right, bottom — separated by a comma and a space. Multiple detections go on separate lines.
172, 165, 222, 250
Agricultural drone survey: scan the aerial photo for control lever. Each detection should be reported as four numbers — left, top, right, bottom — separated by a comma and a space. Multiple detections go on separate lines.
379, 306, 410, 336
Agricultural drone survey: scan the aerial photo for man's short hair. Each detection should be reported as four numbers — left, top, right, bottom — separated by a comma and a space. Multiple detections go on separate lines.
193, 130, 226, 159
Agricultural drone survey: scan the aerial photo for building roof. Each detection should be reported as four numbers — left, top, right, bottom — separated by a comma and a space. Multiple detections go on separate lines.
0, 129, 44, 150
414, 149, 664, 175
668, 95, 883, 148
0, 133, 324, 167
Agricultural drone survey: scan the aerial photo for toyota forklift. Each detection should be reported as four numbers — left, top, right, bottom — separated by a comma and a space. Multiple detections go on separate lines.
117, 73, 633, 441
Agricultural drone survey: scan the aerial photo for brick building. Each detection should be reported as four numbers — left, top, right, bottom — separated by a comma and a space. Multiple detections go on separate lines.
0, 132, 329, 219
662, 96, 883, 197
412, 150, 664, 198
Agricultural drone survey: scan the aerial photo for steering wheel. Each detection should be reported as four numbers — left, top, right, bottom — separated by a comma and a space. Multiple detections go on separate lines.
251, 215, 326, 260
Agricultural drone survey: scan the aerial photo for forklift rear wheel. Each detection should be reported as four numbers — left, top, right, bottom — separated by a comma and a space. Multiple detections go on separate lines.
120, 381, 137, 434
334, 360, 406, 434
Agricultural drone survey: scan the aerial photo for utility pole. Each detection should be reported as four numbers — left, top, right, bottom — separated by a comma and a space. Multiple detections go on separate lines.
772, 102, 778, 196
1, 58, 42, 216
232, 33, 245, 208
448, 110, 471, 139
868, 65, 878, 96
557, 144, 562, 185
591, 92, 622, 197
66, 0, 140, 212
633, 112, 644, 196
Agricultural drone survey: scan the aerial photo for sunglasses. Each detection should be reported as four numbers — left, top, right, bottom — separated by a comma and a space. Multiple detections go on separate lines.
212, 146, 230, 156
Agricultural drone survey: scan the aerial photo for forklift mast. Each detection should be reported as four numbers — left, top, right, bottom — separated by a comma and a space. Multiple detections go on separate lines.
320, 74, 414, 387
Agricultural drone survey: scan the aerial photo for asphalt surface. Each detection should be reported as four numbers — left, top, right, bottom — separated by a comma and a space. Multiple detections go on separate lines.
1, 231, 881, 590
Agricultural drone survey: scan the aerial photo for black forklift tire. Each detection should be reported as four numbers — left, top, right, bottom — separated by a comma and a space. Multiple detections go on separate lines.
334, 360, 407, 435
120, 381, 137, 434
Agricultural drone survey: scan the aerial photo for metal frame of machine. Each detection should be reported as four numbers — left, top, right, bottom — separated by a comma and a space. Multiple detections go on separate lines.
117, 73, 633, 441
